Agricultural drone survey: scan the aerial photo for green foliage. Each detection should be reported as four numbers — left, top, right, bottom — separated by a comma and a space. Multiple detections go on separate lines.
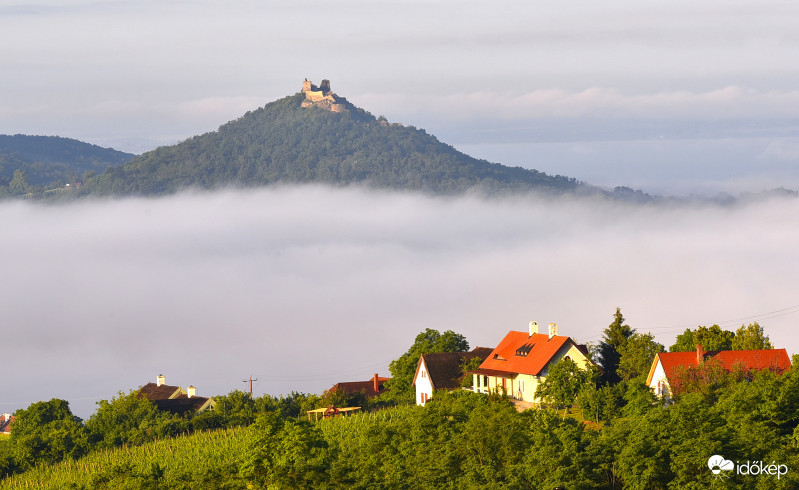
597, 307, 635, 384
732, 322, 773, 350
671, 322, 773, 353
385, 328, 469, 404
7, 170, 28, 196
241, 412, 330, 488
535, 358, 594, 413
0, 134, 133, 191
9, 399, 89, 471
670, 324, 734, 352
85, 93, 582, 197
617, 332, 665, 382
459, 356, 484, 387
85, 391, 165, 449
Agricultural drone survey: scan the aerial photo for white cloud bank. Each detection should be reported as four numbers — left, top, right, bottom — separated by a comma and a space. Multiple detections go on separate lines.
2, 186, 799, 417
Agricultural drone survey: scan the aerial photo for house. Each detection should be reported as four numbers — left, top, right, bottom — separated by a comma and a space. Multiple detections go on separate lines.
646, 345, 791, 400
469, 322, 593, 404
326, 373, 390, 399
412, 347, 493, 406
0, 413, 15, 435
138, 374, 216, 415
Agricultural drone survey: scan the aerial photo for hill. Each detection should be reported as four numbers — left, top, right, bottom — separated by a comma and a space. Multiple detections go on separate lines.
0, 135, 135, 189
85, 81, 584, 197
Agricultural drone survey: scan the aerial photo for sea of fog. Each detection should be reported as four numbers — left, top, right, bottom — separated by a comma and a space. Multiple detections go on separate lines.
455, 137, 799, 196
2, 186, 799, 418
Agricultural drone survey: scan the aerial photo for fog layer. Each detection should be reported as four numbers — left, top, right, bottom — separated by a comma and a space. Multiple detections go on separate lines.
2, 187, 798, 417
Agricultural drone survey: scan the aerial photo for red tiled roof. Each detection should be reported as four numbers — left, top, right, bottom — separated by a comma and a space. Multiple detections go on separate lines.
0, 414, 15, 435
477, 331, 575, 376
651, 348, 791, 384
327, 376, 390, 398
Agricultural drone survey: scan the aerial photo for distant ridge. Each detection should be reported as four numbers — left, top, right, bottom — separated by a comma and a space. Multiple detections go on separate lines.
0, 134, 134, 188
84, 79, 584, 197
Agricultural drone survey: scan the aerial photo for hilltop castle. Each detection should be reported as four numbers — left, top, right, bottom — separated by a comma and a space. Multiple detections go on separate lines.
301, 78, 348, 112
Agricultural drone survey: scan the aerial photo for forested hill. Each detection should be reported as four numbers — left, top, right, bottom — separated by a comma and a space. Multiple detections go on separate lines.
0, 134, 135, 187
85, 93, 583, 196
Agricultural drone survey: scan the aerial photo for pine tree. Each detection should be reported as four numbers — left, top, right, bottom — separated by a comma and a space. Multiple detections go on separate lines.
597, 307, 634, 384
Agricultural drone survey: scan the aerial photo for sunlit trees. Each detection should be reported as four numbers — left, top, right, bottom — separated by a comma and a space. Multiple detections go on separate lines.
10, 399, 89, 470
536, 358, 595, 414
617, 332, 665, 382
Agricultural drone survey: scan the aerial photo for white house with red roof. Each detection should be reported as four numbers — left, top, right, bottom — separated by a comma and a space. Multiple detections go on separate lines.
470, 322, 593, 404
413, 347, 493, 406
646, 345, 792, 401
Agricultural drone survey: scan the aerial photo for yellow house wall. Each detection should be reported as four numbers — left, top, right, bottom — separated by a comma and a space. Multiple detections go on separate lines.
479, 341, 593, 403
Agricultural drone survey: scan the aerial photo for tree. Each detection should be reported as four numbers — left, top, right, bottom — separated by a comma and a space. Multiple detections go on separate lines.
242, 412, 330, 488
596, 308, 634, 384
535, 358, 594, 414
8, 169, 29, 195
617, 332, 664, 382
731, 322, 773, 350
85, 390, 163, 448
10, 399, 89, 470
669, 324, 734, 352
385, 328, 469, 404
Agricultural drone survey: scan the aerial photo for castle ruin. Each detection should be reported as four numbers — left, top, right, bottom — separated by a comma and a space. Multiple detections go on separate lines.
301, 78, 347, 113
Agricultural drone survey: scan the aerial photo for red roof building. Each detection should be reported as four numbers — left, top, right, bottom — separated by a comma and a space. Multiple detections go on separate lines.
0, 413, 15, 435
646, 345, 792, 400
326, 373, 390, 399
470, 322, 594, 404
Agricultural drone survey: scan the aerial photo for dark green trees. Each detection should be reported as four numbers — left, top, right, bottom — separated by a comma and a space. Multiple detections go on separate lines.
596, 308, 634, 384
9, 399, 89, 470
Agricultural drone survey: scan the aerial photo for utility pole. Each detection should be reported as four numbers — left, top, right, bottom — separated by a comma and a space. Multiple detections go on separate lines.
242, 375, 259, 396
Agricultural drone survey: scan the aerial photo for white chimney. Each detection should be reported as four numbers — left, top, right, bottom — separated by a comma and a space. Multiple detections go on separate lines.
187, 385, 196, 398
156, 374, 165, 386
548, 323, 559, 339
529, 321, 539, 336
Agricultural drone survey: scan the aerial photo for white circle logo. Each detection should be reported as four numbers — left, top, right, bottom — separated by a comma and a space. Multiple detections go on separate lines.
708, 455, 735, 475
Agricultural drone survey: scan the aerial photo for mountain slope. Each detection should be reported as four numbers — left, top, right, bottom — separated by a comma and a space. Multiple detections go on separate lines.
0, 134, 135, 187
86, 93, 583, 196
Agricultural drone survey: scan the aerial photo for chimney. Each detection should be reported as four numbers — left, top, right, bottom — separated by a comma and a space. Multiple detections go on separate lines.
548, 323, 559, 339
187, 385, 196, 398
529, 321, 539, 336
696, 344, 704, 364
373, 373, 379, 393
156, 374, 165, 387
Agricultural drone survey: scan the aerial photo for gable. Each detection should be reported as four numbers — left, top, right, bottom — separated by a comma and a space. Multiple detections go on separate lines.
414, 347, 494, 390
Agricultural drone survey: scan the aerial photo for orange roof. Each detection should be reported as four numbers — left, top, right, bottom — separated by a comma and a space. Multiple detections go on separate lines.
650, 348, 791, 384
477, 331, 575, 376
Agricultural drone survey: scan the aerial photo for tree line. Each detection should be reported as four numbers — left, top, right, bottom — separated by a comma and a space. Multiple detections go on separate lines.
0, 309, 794, 488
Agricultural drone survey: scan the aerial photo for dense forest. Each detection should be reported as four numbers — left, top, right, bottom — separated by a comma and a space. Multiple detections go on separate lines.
0, 135, 134, 193
81, 93, 582, 197
1, 313, 796, 488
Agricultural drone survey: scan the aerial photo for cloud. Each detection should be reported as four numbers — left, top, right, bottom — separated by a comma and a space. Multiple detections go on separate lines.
356, 86, 799, 121
2, 186, 799, 417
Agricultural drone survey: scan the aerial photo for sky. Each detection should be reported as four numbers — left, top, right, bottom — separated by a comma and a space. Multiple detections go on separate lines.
1, 0, 798, 194
2, 1, 799, 418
